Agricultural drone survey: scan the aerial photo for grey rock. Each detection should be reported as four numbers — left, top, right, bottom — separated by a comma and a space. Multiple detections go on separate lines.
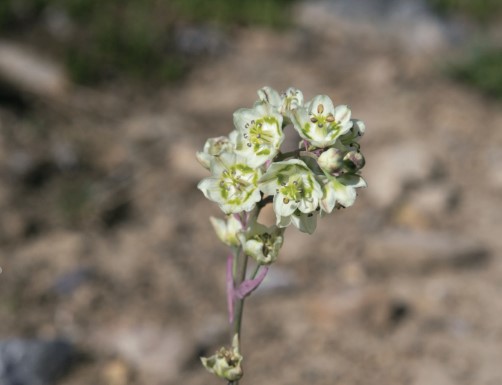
485, 146, 502, 191
175, 26, 227, 56
0, 339, 74, 385
52, 266, 94, 296
364, 141, 438, 208
298, 0, 465, 51
0, 41, 68, 98
95, 324, 190, 382
407, 183, 459, 214
365, 229, 489, 273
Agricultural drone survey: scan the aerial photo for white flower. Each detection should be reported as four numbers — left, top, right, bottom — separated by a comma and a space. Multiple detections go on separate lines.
201, 334, 243, 382
233, 102, 284, 167
259, 159, 322, 229
210, 215, 244, 247
290, 211, 318, 234
198, 152, 262, 214
257, 86, 282, 109
196, 131, 238, 169
242, 223, 284, 265
339, 118, 366, 146
291, 95, 353, 148
319, 174, 366, 214
257, 86, 303, 116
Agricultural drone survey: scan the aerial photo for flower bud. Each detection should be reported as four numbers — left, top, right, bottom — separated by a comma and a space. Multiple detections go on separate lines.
318, 147, 344, 173
343, 150, 365, 172
210, 215, 243, 247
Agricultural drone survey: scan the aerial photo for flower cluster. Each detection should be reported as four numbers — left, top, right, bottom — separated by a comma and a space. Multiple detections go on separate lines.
197, 86, 366, 382
197, 86, 366, 237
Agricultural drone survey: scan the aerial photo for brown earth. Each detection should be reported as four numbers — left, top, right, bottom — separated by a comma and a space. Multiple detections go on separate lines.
1, 2, 501, 385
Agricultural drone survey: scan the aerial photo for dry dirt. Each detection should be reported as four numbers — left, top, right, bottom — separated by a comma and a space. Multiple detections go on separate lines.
1, 2, 502, 385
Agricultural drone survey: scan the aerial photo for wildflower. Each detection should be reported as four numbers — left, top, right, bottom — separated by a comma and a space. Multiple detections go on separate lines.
291, 95, 353, 148
289, 210, 318, 234
339, 118, 366, 146
319, 174, 366, 214
196, 131, 237, 169
257, 86, 304, 116
233, 102, 284, 167
241, 223, 284, 265
198, 152, 262, 214
201, 334, 243, 382
210, 215, 244, 247
259, 159, 322, 231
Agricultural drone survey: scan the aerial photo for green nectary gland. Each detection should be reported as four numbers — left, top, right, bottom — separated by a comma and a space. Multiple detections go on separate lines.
303, 112, 341, 140
219, 165, 257, 203
278, 174, 312, 203
243, 116, 280, 151
253, 233, 277, 258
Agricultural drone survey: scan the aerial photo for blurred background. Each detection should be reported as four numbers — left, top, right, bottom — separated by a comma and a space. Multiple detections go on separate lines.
0, 0, 501, 384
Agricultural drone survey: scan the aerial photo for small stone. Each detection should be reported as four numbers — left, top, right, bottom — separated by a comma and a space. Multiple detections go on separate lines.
393, 183, 459, 229
485, 145, 502, 191
95, 324, 190, 382
413, 361, 455, 385
365, 229, 490, 274
102, 359, 130, 385
408, 183, 459, 215
0, 41, 68, 98
174, 26, 227, 56
0, 338, 75, 385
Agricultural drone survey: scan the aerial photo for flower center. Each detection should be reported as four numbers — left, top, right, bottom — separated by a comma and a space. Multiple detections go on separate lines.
243, 117, 278, 148
280, 177, 305, 203
220, 165, 255, 199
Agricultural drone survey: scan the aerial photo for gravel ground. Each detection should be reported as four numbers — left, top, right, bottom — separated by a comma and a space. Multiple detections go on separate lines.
1, 2, 501, 385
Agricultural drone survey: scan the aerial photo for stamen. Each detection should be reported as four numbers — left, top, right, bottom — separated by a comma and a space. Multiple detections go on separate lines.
308, 213, 314, 217
317, 104, 324, 114
310, 117, 318, 123
283, 197, 290, 204
247, 143, 252, 147
318, 123, 323, 128
243, 133, 248, 138
326, 114, 335, 123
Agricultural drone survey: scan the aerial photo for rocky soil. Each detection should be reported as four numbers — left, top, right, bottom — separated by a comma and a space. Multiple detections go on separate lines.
1, 1, 501, 385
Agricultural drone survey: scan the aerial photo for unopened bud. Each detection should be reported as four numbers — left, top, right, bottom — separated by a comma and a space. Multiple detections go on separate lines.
318, 147, 344, 173
343, 150, 365, 172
